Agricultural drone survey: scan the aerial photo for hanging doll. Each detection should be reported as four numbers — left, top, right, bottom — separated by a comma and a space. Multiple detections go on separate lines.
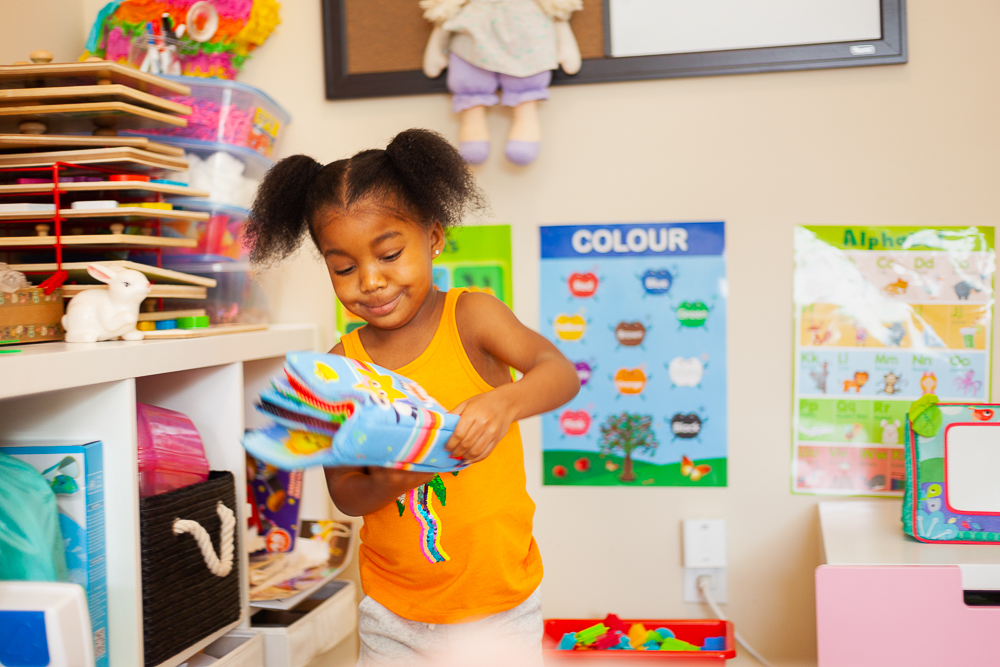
421, 0, 583, 166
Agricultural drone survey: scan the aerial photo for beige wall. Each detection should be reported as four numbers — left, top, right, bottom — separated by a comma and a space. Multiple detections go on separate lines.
231, 4, 1000, 664
0, 0, 84, 65
10, 2, 1000, 664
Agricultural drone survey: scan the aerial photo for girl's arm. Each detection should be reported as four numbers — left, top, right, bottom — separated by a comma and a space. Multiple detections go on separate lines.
324, 467, 435, 517
447, 292, 580, 462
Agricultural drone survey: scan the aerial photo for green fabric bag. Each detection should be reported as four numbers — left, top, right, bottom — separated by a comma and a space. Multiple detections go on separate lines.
0, 451, 68, 581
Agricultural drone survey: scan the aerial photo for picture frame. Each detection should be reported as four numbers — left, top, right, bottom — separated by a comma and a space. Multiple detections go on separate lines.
321, 0, 907, 101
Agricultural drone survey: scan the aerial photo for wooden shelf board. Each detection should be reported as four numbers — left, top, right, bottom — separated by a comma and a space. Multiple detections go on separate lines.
0, 207, 208, 222
62, 283, 206, 299
142, 323, 269, 339
0, 101, 187, 130
0, 181, 207, 197
0, 134, 184, 157
0, 61, 190, 96
0, 84, 190, 116
0, 146, 187, 170
12, 260, 217, 288
0, 324, 317, 400
0, 233, 196, 248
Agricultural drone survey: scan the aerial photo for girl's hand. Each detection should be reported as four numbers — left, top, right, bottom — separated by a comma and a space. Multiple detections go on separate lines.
446, 390, 517, 464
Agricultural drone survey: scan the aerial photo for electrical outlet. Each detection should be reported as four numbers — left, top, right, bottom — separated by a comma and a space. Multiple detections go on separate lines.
684, 567, 728, 603
682, 519, 727, 603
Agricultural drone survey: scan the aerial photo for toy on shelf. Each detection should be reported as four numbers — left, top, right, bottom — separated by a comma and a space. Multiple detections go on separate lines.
61, 262, 151, 342
0, 582, 97, 667
85, 0, 282, 80
421, 0, 583, 166
903, 396, 1000, 544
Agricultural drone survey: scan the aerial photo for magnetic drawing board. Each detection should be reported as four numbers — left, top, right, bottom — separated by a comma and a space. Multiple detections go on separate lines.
609, 0, 882, 58
945, 424, 1000, 514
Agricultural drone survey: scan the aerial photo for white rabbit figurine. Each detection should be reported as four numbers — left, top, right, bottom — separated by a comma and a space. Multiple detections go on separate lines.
62, 263, 151, 343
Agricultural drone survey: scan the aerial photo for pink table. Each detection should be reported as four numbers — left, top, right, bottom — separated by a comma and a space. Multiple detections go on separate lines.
817, 501, 1000, 667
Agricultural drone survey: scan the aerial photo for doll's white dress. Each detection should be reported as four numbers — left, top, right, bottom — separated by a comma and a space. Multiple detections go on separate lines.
442, 0, 559, 77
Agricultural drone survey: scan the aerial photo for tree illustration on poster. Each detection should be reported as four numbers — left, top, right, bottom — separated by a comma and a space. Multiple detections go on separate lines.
599, 412, 658, 482
539, 222, 728, 487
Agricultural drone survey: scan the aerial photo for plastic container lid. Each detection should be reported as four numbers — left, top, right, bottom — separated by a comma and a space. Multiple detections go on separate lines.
136, 403, 209, 475
170, 198, 250, 220
121, 135, 275, 179
162, 253, 251, 274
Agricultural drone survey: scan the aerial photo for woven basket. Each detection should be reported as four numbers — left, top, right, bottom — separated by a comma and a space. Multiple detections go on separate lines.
140, 471, 241, 667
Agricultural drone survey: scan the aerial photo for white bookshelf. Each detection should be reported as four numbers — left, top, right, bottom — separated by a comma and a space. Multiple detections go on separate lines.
0, 325, 317, 667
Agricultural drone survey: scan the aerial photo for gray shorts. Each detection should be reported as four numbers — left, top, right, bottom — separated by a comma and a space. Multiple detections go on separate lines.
356, 588, 543, 667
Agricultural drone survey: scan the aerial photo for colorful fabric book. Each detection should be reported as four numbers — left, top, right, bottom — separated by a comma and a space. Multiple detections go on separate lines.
242, 353, 465, 473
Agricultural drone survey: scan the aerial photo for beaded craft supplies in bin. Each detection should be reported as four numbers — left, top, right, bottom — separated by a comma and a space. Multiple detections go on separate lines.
124, 75, 290, 159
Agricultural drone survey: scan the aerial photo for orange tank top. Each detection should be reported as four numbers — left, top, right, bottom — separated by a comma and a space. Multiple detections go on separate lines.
340, 289, 543, 624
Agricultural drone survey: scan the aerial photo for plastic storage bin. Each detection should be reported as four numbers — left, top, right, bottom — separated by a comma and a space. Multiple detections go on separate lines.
164, 198, 248, 260
122, 136, 270, 208
543, 618, 735, 664
162, 254, 269, 325
251, 580, 357, 667
136, 402, 210, 498
126, 75, 290, 159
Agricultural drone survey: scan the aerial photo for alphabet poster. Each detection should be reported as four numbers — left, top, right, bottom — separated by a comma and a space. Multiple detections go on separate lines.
539, 222, 728, 486
793, 226, 995, 496
337, 225, 513, 334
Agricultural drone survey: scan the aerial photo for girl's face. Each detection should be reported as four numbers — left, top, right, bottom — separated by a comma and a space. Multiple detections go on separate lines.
314, 204, 445, 330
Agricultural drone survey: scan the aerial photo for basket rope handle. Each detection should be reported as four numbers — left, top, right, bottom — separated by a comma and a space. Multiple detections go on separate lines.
172, 501, 236, 577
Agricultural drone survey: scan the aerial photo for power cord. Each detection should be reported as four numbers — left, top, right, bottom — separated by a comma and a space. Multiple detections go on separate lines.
697, 575, 776, 667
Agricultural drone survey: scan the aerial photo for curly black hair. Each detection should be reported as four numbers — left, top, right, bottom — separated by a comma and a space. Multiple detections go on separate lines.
244, 128, 488, 264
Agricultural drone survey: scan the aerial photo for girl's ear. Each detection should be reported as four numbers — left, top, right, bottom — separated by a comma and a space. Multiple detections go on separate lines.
429, 221, 446, 258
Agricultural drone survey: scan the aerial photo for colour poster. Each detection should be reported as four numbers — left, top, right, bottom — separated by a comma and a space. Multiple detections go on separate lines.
540, 222, 728, 486
336, 224, 513, 334
792, 226, 995, 496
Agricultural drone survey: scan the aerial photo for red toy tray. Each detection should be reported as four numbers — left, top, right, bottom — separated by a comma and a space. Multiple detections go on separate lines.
543, 618, 736, 663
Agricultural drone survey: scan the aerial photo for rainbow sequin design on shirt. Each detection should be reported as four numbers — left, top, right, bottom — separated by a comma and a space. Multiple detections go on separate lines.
409, 483, 450, 563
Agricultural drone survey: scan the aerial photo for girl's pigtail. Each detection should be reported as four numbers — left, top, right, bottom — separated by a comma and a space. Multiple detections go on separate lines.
245, 154, 324, 264
384, 128, 488, 227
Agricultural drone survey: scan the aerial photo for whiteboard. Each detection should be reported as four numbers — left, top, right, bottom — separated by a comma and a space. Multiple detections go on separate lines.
609, 0, 883, 58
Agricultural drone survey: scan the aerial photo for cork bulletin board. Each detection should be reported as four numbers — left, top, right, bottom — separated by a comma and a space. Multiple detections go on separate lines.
321, 0, 907, 100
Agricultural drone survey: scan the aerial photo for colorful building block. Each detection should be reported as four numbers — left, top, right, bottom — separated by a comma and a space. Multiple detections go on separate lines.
701, 636, 726, 651
558, 633, 577, 650
627, 623, 647, 647
660, 638, 699, 651
576, 623, 609, 646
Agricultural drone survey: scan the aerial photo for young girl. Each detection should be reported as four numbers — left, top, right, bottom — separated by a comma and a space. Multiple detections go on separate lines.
245, 129, 580, 665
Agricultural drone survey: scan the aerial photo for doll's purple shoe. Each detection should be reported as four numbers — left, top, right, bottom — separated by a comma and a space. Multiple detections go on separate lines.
459, 141, 490, 165
505, 141, 541, 166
